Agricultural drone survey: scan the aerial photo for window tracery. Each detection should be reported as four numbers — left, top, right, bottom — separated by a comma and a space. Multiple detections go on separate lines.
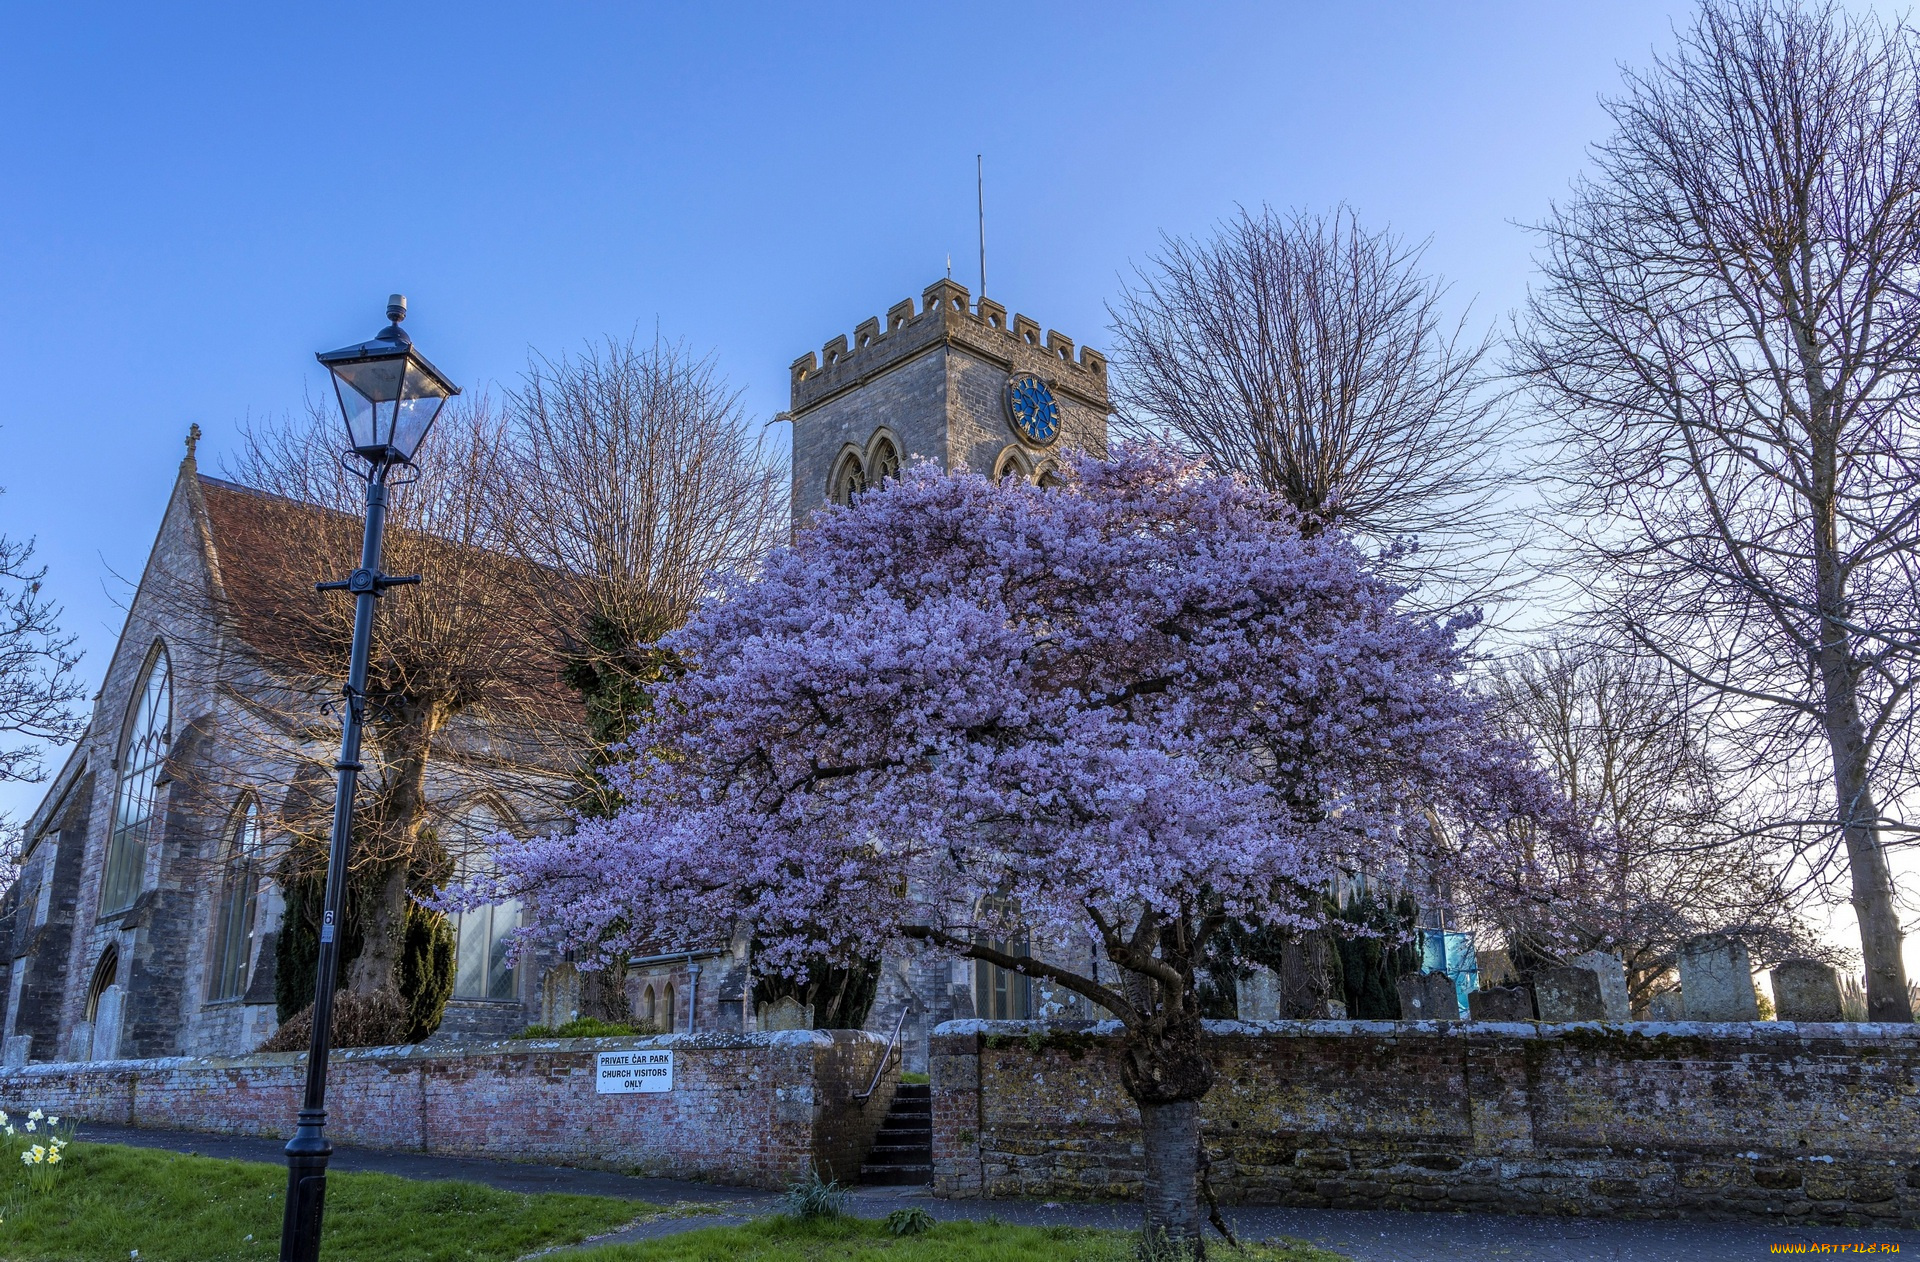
830, 453, 867, 506
868, 437, 900, 487
210, 800, 264, 1001
103, 646, 172, 915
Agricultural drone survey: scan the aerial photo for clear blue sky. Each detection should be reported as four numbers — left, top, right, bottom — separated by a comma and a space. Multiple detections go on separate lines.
0, 1, 1788, 818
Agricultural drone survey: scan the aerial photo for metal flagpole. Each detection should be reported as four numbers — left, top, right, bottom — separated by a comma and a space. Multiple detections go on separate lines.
977, 154, 986, 299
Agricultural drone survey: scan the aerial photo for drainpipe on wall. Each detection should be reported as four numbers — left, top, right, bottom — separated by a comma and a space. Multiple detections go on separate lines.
627, 948, 727, 1034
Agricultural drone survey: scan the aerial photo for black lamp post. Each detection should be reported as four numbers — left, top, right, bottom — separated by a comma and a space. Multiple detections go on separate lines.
280, 295, 459, 1262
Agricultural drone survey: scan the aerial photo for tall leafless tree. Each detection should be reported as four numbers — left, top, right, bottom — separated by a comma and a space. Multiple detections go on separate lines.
1485, 639, 1828, 1008
498, 335, 785, 813
217, 400, 578, 1002
1517, 0, 1920, 1020
1109, 205, 1515, 612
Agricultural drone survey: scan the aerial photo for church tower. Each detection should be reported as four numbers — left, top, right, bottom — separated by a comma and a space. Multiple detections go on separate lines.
786, 279, 1112, 1069
787, 278, 1110, 526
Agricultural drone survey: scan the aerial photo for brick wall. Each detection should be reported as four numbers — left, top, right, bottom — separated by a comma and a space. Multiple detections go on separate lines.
930, 1019, 1920, 1227
0, 1029, 900, 1189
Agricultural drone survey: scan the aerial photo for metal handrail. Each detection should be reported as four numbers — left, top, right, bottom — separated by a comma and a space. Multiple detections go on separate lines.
854, 1003, 910, 1103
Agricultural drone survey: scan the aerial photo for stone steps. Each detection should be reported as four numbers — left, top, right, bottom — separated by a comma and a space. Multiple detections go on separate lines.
859, 1082, 932, 1186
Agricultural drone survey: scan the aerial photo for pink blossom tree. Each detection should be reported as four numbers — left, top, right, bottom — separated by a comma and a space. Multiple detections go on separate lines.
464, 447, 1568, 1251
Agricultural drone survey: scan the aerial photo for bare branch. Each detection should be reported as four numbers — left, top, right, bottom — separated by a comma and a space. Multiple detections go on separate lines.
1515, 0, 1920, 1019
1108, 203, 1520, 617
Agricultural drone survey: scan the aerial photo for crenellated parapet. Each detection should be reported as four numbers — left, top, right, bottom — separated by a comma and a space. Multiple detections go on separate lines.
790, 279, 1109, 414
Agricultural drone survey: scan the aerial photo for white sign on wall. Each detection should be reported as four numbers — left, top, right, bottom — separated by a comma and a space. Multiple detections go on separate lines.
595, 1049, 673, 1094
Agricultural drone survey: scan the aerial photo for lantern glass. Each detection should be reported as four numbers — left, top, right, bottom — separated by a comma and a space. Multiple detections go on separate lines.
390, 361, 454, 461
317, 319, 459, 464
327, 354, 404, 452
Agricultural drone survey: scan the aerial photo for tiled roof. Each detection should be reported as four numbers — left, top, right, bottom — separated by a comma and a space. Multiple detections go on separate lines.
195, 474, 582, 727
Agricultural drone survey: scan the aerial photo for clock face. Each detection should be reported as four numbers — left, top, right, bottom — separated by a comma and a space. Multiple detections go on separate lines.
1006, 374, 1062, 447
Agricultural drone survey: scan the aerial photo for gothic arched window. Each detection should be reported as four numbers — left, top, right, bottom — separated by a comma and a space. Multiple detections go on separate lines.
452, 806, 521, 1002
102, 645, 172, 914
868, 437, 900, 487
972, 897, 1032, 1020
85, 947, 120, 1022
210, 800, 265, 1000
830, 454, 867, 506
992, 445, 1034, 484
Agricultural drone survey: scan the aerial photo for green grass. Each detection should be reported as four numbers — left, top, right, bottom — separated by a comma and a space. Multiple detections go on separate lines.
0, 1142, 648, 1261
512, 1016, 647, 1039
566, 1214, 1348, 1261
895, 1072, 929, 1086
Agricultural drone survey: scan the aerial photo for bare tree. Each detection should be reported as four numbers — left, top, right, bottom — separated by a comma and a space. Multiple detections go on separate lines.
1517, 0, 1920, 1019
499, 335, 785, 813
0, 533, 84, 789
1109, 205, 1515, 610
217, 400, 579, 1003
1485, 639, 1829, 1008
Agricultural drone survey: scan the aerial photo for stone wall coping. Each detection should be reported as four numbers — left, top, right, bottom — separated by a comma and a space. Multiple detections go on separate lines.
0, 1028, 889, 1078
931, 1017, 1920, 1043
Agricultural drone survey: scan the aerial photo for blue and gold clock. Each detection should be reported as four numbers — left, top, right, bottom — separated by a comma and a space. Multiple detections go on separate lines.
1005, 373, 1062, 446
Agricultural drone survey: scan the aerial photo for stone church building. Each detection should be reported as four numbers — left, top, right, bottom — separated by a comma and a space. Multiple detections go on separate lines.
0, 446, 571, 1064
0, 276, 1108, 1071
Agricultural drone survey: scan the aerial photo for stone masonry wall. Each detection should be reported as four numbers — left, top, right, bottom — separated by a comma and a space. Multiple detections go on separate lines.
0, 1029, 900, 1189
931, 1019, 1920, 1226
788, 279, 1109, 525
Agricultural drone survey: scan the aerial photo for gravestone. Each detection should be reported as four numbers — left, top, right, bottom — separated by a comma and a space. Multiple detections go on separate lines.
1475, 949, 1518, 987
1646, 989, 1686, 1020
2, 1035, 28, 1069
760, 997, 813, 1031
1534, 966, 1607, 1021
1770, 958, 1843, 1022
541, 963, 582, 1029
1677, 934, 1760, 1021
1468, 985, 1534, 1021
1569, 950, 1632, 1021
1396, 971, 1460, 1020
1235, 966, 1282, 1021
89, 985, 124, 1060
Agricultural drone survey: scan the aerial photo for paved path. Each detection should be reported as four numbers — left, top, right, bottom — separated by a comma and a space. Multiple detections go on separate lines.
79, 1123, 1920, 1260
79, 1121, 771, 1209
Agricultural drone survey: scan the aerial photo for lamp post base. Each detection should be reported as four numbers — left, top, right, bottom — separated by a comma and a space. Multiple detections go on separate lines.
280, 1109, 332, 1262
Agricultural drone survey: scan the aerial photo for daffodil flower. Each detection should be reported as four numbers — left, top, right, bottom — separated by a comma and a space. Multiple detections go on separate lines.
46, 1149, 60, 1164
28, 1110, 43, 1122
